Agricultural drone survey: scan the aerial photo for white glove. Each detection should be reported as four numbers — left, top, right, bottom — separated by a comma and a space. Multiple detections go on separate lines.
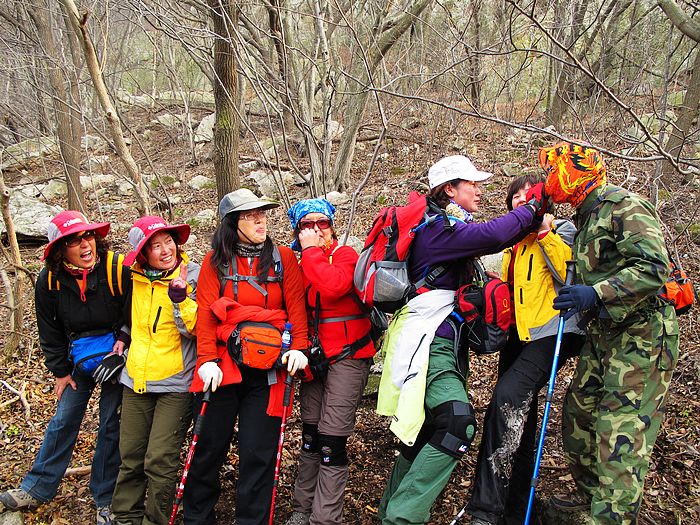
198, 361, 223, 392
281, 350, 308, 375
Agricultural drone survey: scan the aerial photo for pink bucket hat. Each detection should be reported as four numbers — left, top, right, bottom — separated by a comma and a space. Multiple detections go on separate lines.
123, 216, 190, 267
43, 210, 110, 261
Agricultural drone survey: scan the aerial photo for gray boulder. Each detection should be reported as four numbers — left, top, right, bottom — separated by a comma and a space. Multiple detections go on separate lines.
0, 136, 58, 171
188, 175, 215, 191
0, 189, 62, 240
194, 113, 216, 143
479, 252, 503, 276
0, 510, 24, 525
324, 191, 350, 206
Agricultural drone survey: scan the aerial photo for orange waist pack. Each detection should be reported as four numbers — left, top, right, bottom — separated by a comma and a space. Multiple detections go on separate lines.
228, 322, 282, 369
660, 261, 696, 315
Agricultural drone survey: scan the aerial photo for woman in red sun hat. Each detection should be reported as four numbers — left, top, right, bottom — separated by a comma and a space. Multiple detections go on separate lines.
110, 216, 199, 525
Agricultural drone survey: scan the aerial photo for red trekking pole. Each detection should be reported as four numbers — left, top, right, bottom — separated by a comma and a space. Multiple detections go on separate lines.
269, 373, 294, 525
168, 389, 212, 525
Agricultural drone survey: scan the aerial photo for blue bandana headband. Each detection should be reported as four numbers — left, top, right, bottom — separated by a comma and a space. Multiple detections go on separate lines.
287, 198, 336, 229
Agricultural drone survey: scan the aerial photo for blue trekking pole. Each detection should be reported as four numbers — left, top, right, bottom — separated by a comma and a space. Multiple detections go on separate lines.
524, 261, 575, 525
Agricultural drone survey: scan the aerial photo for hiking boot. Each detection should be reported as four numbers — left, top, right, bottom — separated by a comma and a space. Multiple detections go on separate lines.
96, 505, 115, 525
0, 488, 40, 510
285, 512, 311, 525
550, 489, 591, 512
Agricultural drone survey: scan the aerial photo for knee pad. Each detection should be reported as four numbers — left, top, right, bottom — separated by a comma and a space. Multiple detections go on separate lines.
301, 423, 319, 453
399, 422, 435, 462
318, 434, 348, 467
429, 401, 477, 459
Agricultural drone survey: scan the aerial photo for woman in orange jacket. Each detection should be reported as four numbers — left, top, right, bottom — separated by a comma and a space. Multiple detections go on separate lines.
285, 198, 377, 525
183, 189, 309, 525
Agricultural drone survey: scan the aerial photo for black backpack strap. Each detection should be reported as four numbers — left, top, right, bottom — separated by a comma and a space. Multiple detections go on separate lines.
219, 245, 284, 300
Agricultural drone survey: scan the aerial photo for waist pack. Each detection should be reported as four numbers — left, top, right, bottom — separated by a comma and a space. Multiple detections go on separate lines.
227, 321, 282, 369
454, 278, 512, 355
69, 331, 116, 376
659, 259, 696, 315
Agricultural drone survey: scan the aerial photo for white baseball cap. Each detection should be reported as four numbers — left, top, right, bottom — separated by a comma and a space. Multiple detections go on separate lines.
428, 155, 493, 189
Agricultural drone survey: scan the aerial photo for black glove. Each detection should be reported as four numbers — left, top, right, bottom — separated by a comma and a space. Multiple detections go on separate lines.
553, 285, 599, 320
525, 182, 551, 217
92, 353, 126, 383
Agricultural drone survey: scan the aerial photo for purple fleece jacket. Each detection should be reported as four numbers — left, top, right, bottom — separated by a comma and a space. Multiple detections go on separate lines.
408, 205, 537, 338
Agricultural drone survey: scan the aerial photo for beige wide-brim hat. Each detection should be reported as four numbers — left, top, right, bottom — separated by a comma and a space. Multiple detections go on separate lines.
218, 188, 280, 219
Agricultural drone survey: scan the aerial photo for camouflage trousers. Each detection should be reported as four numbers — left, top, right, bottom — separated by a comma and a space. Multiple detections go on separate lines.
562, 305, 678, 525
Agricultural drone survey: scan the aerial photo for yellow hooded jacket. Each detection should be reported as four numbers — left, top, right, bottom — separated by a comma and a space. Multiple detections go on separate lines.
123, 252, 199, 393
502, 220, 582, 342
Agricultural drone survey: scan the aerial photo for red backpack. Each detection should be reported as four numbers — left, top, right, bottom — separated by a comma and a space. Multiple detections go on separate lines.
453, 275, 512, 355
353, 192, 450, 313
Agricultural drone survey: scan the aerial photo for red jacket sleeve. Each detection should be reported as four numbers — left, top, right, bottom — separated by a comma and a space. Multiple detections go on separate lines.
279, 246, 309, 351
195, 251, 222, 366
300, 245, 356, 300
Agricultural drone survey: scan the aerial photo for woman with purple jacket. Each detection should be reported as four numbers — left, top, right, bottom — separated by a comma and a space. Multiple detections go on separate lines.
377, 155, 548, 525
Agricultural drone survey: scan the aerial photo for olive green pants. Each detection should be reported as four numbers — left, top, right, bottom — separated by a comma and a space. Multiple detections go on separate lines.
112, 388, 191, 525
379, 336, 470, 525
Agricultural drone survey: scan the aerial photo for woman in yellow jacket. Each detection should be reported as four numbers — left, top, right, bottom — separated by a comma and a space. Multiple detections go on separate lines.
111, 216, 199, 525
466, 175, 586, 525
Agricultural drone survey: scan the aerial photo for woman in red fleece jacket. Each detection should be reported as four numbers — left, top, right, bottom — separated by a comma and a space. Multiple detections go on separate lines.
184, 189, 309, 525
285, 198, 377, 525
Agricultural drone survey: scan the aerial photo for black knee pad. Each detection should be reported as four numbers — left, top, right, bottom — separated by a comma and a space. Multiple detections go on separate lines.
428, 400, 477, 459
399, 423, 435, 462
318, 434, 348, 466
301, 423, 319, 453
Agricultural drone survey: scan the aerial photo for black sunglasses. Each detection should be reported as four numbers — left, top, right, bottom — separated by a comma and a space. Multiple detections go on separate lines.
64, 231, 96, 247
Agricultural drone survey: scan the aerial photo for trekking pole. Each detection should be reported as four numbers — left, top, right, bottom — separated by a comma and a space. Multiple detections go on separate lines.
269, 373, 294, 525
168, 389, 212, 525
524, 261, 576, 525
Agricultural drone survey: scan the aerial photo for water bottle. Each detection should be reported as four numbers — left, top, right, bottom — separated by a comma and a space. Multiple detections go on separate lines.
281, 322, 293, 402
281, 322, 292, 352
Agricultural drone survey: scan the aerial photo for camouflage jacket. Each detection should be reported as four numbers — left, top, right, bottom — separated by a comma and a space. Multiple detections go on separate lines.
573, 184, 670, 324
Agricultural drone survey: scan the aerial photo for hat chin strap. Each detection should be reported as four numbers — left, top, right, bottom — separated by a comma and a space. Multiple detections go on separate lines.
237, 227, 259, 246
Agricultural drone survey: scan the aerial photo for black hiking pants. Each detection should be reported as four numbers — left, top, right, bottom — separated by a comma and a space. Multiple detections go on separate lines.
467, 329, 584, 525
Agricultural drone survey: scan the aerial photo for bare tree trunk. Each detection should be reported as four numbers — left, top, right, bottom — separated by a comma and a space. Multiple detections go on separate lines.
61, 0, 150, 215
658, 0, 700, 182
209, 0, 240, 201
330, 0, 434, 191
27, 2, 85, 212
0, 167, 24, 357
266, 0, 295, 131
545, 0, 589, 128
469, 0, 482, 109
663, 49, 700, 182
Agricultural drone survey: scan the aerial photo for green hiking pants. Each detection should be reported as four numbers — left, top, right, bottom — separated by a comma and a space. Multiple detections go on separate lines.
379, 336, 470, 525
112, 388, 192, 525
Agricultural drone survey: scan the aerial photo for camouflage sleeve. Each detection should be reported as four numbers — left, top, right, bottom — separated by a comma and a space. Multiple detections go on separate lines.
592, 196, 670, 323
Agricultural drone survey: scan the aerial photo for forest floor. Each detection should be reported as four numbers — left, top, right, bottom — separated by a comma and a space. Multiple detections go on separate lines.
0, 105, 698, 524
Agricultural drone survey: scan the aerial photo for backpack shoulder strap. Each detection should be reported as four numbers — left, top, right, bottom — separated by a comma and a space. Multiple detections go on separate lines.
272, 245, 283, 281
218, 246, 285, 299
105, 251, 125, 296
47, 269, 60, 291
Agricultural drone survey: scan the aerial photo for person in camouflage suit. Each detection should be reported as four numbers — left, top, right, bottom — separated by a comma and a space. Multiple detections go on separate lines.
539, 141, 679, 525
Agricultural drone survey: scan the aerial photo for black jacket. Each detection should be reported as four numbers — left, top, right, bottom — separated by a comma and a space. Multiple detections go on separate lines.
35, 252, 131, 377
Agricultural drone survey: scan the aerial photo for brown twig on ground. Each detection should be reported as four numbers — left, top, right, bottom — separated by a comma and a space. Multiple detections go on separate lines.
0, 380, 33, 428
64, 466, 91, 477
